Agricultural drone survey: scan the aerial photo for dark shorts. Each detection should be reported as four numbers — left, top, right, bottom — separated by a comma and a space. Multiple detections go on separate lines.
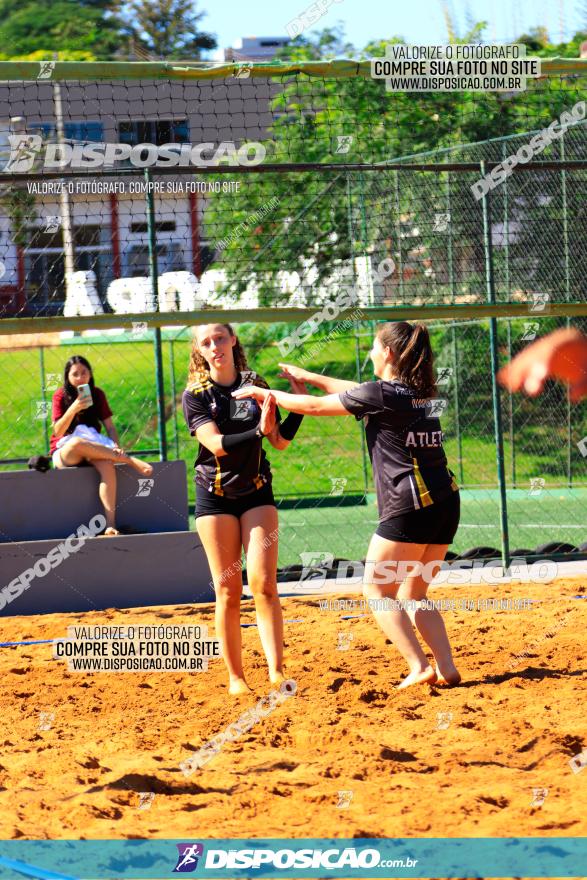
195, 482, 276, 519
376, 491, 460, 544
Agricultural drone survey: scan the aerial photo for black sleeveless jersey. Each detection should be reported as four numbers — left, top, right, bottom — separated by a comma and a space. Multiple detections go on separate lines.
182, 370, 276, 498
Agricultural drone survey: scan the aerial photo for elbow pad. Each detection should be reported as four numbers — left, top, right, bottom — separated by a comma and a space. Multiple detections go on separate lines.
221, 425, 263, 452
279, 412, 304, 441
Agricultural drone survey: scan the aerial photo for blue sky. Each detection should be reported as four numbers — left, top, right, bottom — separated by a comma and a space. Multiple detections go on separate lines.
205, 0, 584, 58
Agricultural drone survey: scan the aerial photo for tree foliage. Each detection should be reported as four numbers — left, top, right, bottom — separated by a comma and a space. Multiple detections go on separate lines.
0, 0, 124, 59
121, 0, 216, 59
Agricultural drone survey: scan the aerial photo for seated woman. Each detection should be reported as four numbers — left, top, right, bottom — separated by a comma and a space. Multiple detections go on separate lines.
50, 355, 153, 537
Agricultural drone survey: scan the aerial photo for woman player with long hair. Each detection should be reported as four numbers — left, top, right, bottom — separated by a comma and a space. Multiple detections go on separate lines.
233, 321, 461, 690
182, 323, 304, 695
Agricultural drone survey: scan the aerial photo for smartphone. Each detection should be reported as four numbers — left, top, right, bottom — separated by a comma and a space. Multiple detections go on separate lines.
77, 383, 93, 408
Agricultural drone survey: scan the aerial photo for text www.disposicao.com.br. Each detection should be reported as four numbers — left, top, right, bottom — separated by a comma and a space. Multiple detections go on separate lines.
68, 657, 203, 672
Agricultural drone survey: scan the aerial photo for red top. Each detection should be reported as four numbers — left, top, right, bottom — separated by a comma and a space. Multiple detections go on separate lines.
50, 386, 113, 453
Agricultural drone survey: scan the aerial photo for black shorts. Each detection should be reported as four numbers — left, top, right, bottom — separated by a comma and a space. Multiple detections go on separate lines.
376, 491, 460, 544
195, 482, 276, 519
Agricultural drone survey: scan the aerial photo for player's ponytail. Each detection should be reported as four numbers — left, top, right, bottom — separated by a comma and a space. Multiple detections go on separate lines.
187, 323, 249, 385
377, 321, 436, 396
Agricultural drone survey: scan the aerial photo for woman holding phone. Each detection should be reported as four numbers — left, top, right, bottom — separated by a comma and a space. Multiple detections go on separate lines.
50, 355, 153, 537
232, 322, 461, 690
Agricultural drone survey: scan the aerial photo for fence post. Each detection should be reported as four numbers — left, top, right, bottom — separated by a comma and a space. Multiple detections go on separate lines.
506, 320, 516, 487
354, 331, 370, 497
394, 171, 405, 302
480, 161, 510, 569
169, 339, 180, 461
502, 143, 515, 488
445, 170, 464, 483
145, 168, 167, 461
39, 346, 49, 454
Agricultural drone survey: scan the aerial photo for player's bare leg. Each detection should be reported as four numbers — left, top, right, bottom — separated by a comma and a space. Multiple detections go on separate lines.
196, 513, 251, 695
241, 504, 285, 686
363, 534, 436, 689
397, 543, 461, 686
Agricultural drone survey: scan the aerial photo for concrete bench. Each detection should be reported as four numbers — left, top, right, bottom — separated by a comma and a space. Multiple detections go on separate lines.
0, 461, 188, 542
0, 531, 212, 615
0, 461, 214, 615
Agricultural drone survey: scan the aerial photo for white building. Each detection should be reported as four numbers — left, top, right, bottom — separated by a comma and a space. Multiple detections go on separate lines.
223, 36, 291, 62
0, 78, 273, 316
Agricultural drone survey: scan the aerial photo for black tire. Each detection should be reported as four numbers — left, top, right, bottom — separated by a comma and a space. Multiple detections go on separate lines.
458, 546, 501, 560
533, 542, 577, 555
276, 565, 303, 583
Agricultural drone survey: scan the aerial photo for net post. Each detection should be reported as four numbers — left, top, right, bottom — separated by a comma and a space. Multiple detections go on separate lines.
560, 133, 573, 487
52, 68, 76, 304
480, 160, 510, 571
145, 167, 168, 462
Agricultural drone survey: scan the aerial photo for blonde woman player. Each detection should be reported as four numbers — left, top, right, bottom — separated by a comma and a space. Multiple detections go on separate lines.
182, 324, 304, 695
233, 321, 461, 690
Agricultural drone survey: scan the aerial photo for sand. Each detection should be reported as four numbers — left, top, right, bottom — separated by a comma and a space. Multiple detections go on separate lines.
0, 577, 585, 844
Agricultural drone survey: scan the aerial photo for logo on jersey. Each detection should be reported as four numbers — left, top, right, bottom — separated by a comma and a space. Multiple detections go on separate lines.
230, 399, 256, 421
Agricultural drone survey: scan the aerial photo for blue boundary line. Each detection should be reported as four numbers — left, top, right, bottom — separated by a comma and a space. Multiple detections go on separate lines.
0, 855, 77, 880
0, 639, 55, 647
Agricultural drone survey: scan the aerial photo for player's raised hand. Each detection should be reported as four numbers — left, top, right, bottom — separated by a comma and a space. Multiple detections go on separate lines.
231, 385, 268, 402
498, 327, 587, 402
278, 363, 307, 380
259, 392, 277, 436
278, 363, 311, 385
278, 363, 309, 394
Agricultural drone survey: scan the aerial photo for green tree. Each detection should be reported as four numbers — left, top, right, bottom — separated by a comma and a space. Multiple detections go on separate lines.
204, 24, 587, 307
121, 0, 216, 59
0, 0, 124, 59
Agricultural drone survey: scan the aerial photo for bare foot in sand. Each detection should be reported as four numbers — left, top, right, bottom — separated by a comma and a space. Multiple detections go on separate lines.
434, 663, 461, 686
129, 457, 154, 477
228, 677, 252, 696
396, 665, 437, 690
269, 670, 286, 687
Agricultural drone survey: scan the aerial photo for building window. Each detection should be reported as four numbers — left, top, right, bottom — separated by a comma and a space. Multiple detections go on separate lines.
118, 119, 189, 146
129, 221, 177, 233
29, 121, 104, 143
126, 243, 184, 277
24, 223, 113, 315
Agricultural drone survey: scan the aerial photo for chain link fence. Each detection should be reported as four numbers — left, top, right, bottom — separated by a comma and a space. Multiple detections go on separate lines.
2, 315, 586, 567
0, 64, 585, 317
